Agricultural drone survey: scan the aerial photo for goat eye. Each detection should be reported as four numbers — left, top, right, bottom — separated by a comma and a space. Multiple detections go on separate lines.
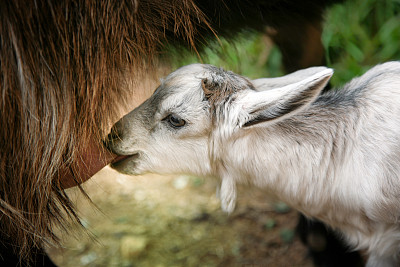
165, 114, 186, 128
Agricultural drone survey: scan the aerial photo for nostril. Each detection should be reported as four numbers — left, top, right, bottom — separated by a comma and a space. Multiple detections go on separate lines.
108, 131, 120, 141
103, 126, 122, 150
110, 125, 122, 140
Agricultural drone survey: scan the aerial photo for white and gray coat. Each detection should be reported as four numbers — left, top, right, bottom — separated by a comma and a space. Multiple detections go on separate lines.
108, 62, 400, 266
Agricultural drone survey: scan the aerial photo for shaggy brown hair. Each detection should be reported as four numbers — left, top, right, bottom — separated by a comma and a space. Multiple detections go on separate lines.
0, 0, 342, 264
0, 0, 213, 262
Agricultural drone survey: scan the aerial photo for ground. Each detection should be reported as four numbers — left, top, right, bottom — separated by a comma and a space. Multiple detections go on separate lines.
47, 167, 313, 267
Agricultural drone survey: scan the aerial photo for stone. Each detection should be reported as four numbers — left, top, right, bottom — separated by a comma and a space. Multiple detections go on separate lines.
120, 235, 148, 259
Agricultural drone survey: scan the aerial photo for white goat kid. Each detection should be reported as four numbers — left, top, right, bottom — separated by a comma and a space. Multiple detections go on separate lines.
108, 62, 400, 266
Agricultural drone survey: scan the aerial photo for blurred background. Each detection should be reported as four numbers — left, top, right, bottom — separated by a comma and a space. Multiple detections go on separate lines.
48, 0, 400, 266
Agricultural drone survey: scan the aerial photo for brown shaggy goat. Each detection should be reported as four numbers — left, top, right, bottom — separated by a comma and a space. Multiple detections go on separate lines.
0, 0, 347, 265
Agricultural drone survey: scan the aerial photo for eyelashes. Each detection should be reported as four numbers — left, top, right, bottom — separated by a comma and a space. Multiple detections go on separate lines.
163, 114, 186, 128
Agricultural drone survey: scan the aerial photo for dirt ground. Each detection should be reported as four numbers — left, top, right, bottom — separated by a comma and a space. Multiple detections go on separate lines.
47, 167, 313, 267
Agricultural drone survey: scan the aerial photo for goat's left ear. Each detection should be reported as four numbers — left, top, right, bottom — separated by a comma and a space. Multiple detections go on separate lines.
238, 68, 333, 127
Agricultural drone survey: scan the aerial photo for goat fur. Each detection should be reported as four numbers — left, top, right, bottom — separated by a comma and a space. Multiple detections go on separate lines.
108, 62, 400, 266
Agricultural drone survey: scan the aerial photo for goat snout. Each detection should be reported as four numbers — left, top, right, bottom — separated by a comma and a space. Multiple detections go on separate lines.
104, 125, 142, 174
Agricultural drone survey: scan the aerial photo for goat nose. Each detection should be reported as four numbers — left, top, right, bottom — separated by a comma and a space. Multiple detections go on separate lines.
103, 126, 122, 151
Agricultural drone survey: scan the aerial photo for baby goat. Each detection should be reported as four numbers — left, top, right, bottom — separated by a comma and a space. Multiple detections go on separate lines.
107, 62, 400, 266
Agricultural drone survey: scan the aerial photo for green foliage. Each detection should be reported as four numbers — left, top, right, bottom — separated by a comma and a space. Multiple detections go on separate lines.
166, 33, 284, 79
167, 0, 400, 87
323, 0, 400, 86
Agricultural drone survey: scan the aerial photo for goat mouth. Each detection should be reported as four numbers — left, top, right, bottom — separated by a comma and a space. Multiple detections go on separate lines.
111, 153, 139, 167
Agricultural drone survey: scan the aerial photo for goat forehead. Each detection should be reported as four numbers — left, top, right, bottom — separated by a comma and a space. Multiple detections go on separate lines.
156, 67, 207, 106
153, 64, 253, 110
164, 63, 242, 86
148, 77, 200, 108
160, 87, 204, 113
163, 76, 201, 93
165, 64, 206, 84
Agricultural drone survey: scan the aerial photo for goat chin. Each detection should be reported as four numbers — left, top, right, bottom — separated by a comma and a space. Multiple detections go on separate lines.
110, 153, 145, 175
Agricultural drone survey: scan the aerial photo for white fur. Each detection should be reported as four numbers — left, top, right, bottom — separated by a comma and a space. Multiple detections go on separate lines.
109, 62, 400, 266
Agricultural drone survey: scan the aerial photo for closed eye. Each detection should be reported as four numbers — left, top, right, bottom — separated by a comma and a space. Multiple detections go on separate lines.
163, 114, 186, 128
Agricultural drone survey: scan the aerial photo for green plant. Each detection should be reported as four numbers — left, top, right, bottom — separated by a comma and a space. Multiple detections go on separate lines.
166, 0, 400, 87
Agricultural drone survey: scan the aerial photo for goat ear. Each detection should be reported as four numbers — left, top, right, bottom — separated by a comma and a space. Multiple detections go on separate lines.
239, 68, 333, 127
252, 66, 331, 92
